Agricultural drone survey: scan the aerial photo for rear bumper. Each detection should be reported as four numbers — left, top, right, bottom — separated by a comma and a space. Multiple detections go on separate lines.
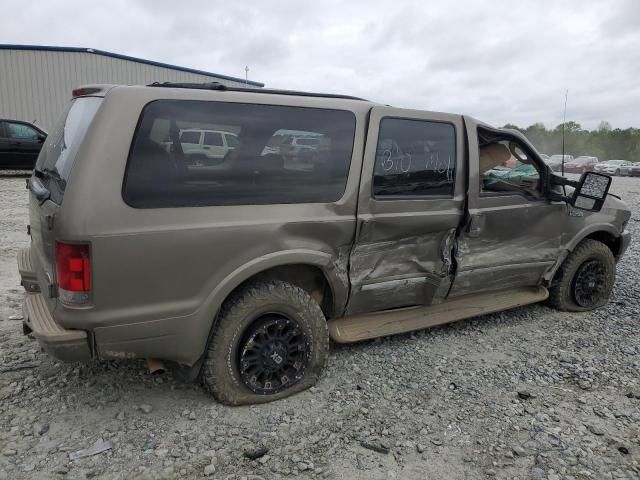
17, 247, 40, 293
22, 292, 92, 362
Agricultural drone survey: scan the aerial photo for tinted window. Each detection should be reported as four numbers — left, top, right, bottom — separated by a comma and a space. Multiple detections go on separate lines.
123, 100, 356, 208
373, 118, 456, 197
8, 123, 39, 139
35, 97, 102, 203
180, 131, 201, 144
297, 138, 319, 146
203, 131, 224, 146
225, 134, 239, 147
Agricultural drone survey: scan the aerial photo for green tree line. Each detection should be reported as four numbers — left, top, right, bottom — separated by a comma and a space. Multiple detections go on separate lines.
502, 121, 640, 161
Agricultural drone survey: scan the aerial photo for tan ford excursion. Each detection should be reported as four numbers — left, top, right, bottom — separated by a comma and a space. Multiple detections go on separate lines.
17, 82, 631, 404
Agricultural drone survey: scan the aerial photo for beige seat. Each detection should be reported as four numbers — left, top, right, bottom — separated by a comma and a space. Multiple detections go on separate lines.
479, 143, 511, 173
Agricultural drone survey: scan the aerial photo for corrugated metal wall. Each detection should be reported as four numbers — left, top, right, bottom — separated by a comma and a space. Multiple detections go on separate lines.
0, 49, 252, 131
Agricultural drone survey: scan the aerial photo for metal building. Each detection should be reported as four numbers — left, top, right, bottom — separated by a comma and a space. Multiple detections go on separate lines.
0, 44, 263, 131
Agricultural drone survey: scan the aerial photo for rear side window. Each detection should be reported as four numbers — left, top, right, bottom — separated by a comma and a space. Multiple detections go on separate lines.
8, 123, 40, 139
225, 134, 239, 147
123, 100, 356, 208
35, 97, 103, 203
179, 131, 201, 144
373, 118, 456, 197
203, 131, 223, 146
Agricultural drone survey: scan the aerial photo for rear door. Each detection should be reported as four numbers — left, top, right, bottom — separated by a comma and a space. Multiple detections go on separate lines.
179, 130, 203, 157
346, 106, 466, 315
450, 117, 563, 297
202, 131, 227, 158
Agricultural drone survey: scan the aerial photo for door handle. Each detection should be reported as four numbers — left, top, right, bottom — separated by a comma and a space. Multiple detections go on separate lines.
467, 214, 485, 238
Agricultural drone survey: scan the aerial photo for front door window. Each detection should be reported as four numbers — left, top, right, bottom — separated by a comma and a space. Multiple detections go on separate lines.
479, 139, 541, 198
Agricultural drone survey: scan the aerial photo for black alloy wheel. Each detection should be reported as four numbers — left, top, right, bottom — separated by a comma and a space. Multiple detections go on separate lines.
572, 259, 608, 308
238, 314, 311, 395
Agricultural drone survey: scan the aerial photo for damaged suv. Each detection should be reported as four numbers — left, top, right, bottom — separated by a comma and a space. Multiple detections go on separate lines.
18, 83, 631, 405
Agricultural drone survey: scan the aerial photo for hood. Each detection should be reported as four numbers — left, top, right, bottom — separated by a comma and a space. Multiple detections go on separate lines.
565, 185, 631, 229
603, 194, 631, 218
601, 194, 632, 234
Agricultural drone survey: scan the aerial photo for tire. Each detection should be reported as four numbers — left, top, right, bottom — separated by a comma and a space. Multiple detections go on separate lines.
546, 239, 616, 312
201, 280, 329, 405
615, 169, 620, 176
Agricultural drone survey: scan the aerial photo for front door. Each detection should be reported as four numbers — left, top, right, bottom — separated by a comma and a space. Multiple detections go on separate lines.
346, 106, 466, 315
450, 117, 564, 297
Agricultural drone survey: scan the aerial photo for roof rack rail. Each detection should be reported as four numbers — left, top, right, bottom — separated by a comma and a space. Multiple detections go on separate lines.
148, 81, 228, 91
147, 81, 368, 101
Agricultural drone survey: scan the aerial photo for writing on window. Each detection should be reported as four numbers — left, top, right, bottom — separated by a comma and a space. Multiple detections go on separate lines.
373, 118, 456, 197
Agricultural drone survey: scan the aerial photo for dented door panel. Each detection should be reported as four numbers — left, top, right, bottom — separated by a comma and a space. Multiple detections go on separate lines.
451, 117, 563, 297
346, 107, 466, 315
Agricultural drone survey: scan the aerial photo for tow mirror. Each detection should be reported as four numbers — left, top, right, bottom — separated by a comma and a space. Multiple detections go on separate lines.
569, 171, 611, 212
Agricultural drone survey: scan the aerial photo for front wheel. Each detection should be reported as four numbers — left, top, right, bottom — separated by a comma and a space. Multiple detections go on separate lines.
546, 239, 616, 312
615, 169, 620, 176
202, 280, 329, 405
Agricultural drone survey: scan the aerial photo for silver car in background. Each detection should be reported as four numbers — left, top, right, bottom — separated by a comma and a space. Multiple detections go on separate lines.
618, 161, 640, 177
594, 159, 633, 176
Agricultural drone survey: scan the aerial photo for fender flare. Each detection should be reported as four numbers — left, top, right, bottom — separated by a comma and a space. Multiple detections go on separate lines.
200, 248, 349, 323
564, 223, 621, 252
544, 223, 621, 283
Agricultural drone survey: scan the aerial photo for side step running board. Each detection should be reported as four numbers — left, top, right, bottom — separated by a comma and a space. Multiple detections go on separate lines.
328, 286, 548, 343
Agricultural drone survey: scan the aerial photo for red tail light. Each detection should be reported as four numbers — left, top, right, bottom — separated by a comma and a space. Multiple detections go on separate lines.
56, 241, 91, 293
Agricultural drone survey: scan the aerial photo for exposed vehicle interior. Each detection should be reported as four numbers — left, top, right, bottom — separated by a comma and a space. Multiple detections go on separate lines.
478, 128, 542, 198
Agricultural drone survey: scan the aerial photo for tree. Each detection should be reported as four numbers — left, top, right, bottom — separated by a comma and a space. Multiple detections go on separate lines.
498, 122, 640, 160
597, 121, 612, 132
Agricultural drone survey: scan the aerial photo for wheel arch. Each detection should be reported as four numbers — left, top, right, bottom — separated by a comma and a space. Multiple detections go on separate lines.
183, 250, 345, 366
545, 225, 623, 284
203, 249, 348, 325
565, 224, 623, 257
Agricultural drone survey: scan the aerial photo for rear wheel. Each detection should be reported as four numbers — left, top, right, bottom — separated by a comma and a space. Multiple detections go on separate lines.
202, 280, 329, 405
546, 239, 615, 312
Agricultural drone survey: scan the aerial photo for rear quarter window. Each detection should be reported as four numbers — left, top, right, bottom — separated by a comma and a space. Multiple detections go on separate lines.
123, 100, 357, 208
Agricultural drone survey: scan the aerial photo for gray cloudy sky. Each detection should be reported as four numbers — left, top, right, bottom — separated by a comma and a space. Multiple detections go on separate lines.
4, 0, 640, 129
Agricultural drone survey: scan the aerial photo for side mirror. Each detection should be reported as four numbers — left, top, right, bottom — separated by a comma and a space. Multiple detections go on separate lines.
569, 171, 612, 212
37, 133, 46, 143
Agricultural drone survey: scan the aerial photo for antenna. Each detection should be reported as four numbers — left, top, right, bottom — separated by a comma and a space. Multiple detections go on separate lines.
561, 89, 568, 176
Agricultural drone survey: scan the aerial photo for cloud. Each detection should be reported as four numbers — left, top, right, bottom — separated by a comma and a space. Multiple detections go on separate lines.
3, 0, 639, 128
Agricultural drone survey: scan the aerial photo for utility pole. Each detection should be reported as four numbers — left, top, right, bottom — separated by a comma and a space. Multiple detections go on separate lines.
245, 66, 249, 86
561, 89, 569, 177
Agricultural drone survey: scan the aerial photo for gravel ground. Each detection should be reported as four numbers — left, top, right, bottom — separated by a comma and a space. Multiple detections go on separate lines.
0, 172, 639, 480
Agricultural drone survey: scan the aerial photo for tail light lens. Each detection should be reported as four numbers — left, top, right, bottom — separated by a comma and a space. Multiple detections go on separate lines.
56, 241, 91, 303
